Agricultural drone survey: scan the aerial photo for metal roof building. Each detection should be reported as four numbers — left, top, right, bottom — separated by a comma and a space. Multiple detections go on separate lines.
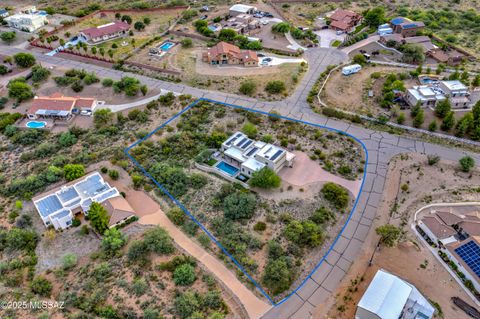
356, 269, 435, 319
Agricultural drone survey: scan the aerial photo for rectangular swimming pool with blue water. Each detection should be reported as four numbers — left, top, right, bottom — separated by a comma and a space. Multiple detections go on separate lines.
216, 161, 239, 176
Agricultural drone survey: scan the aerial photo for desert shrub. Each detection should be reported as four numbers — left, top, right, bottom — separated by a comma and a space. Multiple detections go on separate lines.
262, 257, 293, 295
167, 207, 186, 226
173, 263, 197, 286
375, 224, 402, 247
31, 277, 52, 296
321, 182, 349, 210
239, 80, 256, 96
249, 167, 281, 188
62, 253, 77, 270
265, 80, 286, 94
253, 222, 266, 232
223, 192, 256, 220
459, 156, 475, 172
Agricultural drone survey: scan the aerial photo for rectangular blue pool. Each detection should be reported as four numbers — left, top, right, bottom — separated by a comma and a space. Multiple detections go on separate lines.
159, 41, 175, 51
216, 161, 239, 176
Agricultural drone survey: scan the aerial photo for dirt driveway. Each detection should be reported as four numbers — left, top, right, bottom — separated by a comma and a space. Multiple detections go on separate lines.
279, 151, 362, 196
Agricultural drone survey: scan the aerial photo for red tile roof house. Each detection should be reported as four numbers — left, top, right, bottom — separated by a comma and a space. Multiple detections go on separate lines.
79, 21, 130, 44
27, 93, 97, 120
328, 9, 363, 33
202, 41, 259, 67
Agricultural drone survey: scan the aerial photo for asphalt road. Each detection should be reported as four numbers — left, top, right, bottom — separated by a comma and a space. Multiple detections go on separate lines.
2, 45, 480, 319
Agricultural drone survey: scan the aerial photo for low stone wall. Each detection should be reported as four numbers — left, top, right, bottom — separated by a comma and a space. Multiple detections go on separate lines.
194, 162, 250, 189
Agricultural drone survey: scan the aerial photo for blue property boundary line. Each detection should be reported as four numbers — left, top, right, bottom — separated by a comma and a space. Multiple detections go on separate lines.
124, 98, 369, 307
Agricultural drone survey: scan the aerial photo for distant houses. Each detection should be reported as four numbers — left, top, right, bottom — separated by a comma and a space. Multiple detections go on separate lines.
229, 4, 257, 17
328, 9, 363, 33
390, 17, 425, 37
0, 8, 9, 18
33, 172, 135, 230
202, 41, 259, 67
27, 93, 97, 120
4, 13, 47, 32
355, 269, 435, 319
79, 21, 130, 44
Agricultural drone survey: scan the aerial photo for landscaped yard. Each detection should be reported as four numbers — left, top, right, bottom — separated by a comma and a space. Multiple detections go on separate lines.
128, 101, 365, 301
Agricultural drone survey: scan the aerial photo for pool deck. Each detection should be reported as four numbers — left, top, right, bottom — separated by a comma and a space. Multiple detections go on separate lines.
16, 118, 55, 130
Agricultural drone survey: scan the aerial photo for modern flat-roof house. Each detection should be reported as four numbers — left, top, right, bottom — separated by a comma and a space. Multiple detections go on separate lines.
202, 41, 259, 67
356, 269, 435, 319
390, 17, 425, 37
32, 172, 125, 230
405, 80, 472, 109
220, 132, 295, 177
5, 13, 47, 32
0, 8, 9, 18
80, 21, 130, 44
328, 9, 362, 33
417, 208, 480, 291
229, 4, 257, 17
27, 93, 97, 120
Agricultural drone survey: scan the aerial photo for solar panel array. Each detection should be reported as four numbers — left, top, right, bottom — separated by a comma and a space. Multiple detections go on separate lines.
454, 240, 480, 278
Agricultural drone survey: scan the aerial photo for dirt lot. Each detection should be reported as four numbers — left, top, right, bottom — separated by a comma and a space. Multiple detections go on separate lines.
320, 153, 480, 319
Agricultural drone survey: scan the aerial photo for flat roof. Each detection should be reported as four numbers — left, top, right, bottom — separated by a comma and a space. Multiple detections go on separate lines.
242, 158, 266, 171
441, 80, 468, 91
230, 4, 256, 12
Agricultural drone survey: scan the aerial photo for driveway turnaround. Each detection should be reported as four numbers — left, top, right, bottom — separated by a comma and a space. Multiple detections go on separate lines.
2, 45, 480, 319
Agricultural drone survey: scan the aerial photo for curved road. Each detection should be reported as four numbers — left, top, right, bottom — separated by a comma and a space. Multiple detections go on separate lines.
2, 45, 480, 318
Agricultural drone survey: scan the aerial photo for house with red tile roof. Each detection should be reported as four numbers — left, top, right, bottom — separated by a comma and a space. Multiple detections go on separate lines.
202, 41, 259, 67
328, 9, 362, 33
80, 21, 130, 44
27, 93, 97, 120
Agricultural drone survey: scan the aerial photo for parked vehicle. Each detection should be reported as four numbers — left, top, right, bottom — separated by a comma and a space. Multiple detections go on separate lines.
342, 64, 362, 76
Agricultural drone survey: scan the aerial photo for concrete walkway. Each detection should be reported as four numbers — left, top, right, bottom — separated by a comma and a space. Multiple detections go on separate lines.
285, 32, 307, 51
139, 210, 272, 319
100, 89, 176, 112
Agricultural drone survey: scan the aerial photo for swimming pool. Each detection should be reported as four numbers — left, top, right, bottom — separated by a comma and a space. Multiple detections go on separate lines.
159, 41, 175, 51
216, 161, 239, 176
26, 121, 47, 129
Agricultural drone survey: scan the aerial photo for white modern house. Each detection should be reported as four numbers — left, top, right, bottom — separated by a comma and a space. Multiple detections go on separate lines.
356, 269, 435, 319
5, 13, 47, 32
229, 4, 257, 17
220, 132, 295, 177
406, 80, 475, 109
33, 172, 120, 230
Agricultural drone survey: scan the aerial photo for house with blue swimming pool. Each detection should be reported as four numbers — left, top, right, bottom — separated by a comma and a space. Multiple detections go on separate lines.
219, 132, 295, 178
32, 172, 136, 230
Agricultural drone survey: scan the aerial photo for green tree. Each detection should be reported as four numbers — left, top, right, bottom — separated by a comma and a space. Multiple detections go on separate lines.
397, 112, 406, 124
62, 253, 77, 270
101, 228, 127, 255
321, 182, 349, 210
223, 192, 256, 220
375, 224, 401, 247
87, 202, 110, 234
265, 80, 286, 94
239, 80, 257, 96
242, 122, 257, 138
284, 220, 324, 247
143, 227, 175, 255
428, 120, 437, 132
440, 111, 455, 131
173, 264, 197, 286
174, 291, 201, 319
8, 81, 33, 102
352, 54, 367, 65
13, 53, 36, 68
58, 131, 77, 147
249, 167, 281, 188
181, 38, 193, 48
262, 258, 293, 295
121, 15, 132, 24
219, 28, 237, 42
143, 17, 151, 25
63, 164, 85, 181
472, 75, 480, 87
93, 108, 114, 128
434, 99, 451, 118
31, 277, 52, 296
364, 7, 386, 27
272, 22, 291, 33
167, 207, 186, 226
401, 44, 425, 64
0, 31, 16, 44
134, 21, 145, 31
413, 108, 424, 128
459, 156, 475, 172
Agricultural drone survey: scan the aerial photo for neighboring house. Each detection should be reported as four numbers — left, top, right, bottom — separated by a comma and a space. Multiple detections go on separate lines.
405, 80, 473, 108
5, 13, 47, 32
328, 9, 363, 33
220, 131, 295, 177
229, 4, 257, 17
427, 48, 464, 66
19, 5, 37, 14
390, 17, 425, 37
202, 41, 259, 67
101, 196, 136, 229
80, 21, 130, 44
32, 172, 123, 230
0, 8, 9, 18
27, 93, 97, 120
380, 34, 436, 52
355, 269, 435, 319
417, 209, 480, 291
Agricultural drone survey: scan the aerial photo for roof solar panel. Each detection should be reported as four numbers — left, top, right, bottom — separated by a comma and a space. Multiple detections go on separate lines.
241, 140, 253, 149
270, 150, 284, 161
455, 240, 480, 278
36, 195, 63, 217
246, 147, 258, 157
57, 187, 79, 203
237, 137, 247, 147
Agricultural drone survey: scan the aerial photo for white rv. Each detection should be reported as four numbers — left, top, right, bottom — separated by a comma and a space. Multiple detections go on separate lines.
342, 64, 362, 76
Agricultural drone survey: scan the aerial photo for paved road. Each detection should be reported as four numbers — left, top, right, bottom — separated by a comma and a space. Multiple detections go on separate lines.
2, 45, 480, 318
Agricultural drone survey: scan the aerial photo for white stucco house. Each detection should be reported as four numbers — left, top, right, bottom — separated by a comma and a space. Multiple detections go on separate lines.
5, 13, 47, 32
